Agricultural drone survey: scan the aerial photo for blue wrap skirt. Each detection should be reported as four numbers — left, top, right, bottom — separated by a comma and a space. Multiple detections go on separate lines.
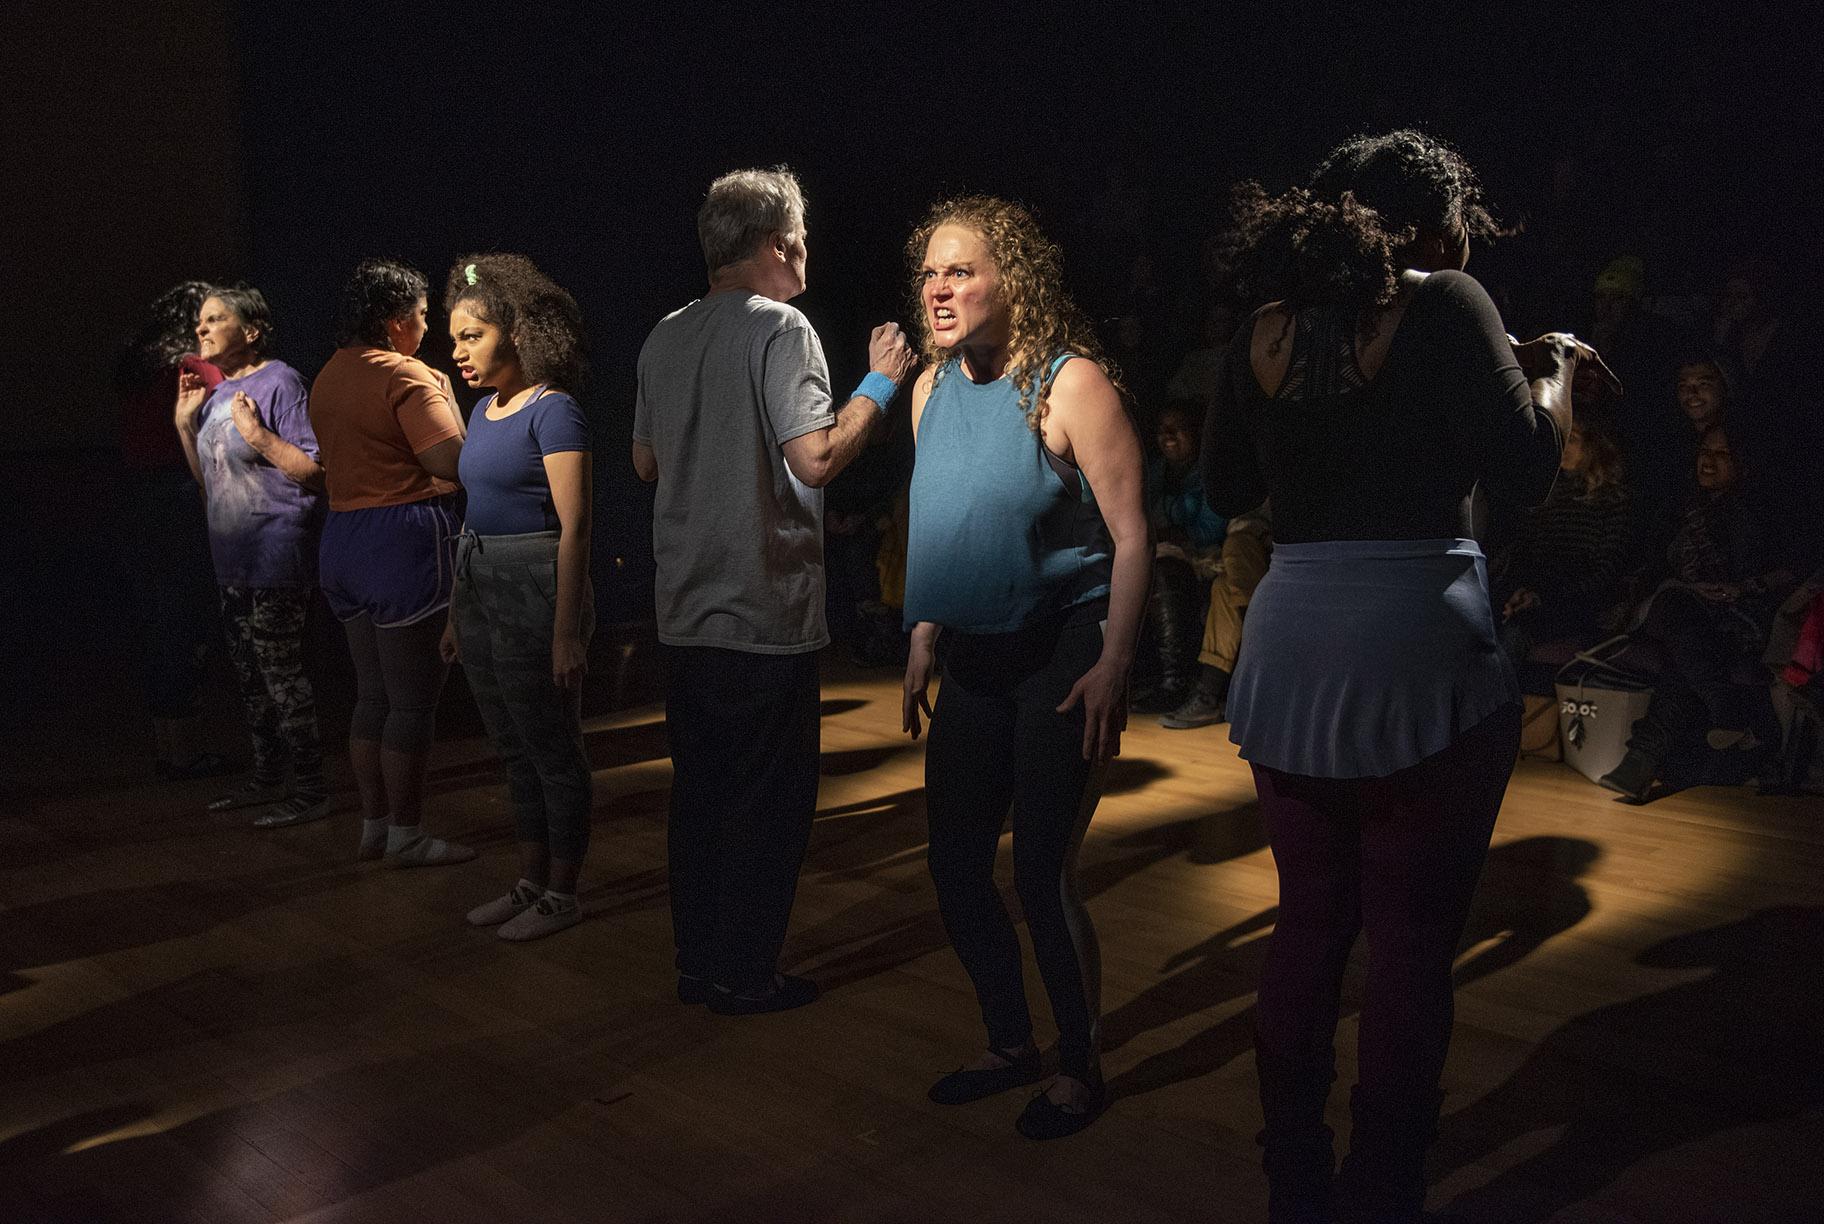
1227, 538, 1519, 779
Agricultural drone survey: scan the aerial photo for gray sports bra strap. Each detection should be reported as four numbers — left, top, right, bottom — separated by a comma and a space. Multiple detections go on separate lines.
1039, 353, 1084, 498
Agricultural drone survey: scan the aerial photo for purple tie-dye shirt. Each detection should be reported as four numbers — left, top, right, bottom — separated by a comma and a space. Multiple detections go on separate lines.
194, 360, 325, 587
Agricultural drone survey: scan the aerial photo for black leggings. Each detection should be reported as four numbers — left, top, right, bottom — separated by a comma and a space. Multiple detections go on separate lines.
924, 604, 1106, 1080
343, 613, 449, 753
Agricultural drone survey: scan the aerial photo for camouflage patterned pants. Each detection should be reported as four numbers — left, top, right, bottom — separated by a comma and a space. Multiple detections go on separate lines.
218, 585, 322, 781
452, 531, 594, 863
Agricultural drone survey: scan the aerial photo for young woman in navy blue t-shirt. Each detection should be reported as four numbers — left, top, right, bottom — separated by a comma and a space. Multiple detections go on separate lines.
439, 254, 596, 942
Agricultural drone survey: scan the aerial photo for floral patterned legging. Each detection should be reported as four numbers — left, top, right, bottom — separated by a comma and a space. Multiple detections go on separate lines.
218, 585, 322, 783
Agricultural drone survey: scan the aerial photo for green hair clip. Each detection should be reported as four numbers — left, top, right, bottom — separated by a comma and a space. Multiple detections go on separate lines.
464, 263, 478, 286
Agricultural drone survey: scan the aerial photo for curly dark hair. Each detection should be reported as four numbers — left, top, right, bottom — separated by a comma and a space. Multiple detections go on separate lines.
1230, 129, 1502, 321
906, 195, 1126, 433
114, 280, 212, 392
206, 283, 277, 357
335, 258, 429, 348
443, 253, 587, 393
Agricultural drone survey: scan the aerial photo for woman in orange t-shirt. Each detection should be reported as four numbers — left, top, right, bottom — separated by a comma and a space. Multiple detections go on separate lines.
310, 258, 473, 868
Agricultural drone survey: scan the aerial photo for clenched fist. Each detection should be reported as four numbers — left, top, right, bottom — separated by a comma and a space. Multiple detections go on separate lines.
868, 322, 917, 384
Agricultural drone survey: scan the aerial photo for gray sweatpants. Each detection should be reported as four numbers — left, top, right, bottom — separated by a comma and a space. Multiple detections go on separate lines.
452, 530, 595, 863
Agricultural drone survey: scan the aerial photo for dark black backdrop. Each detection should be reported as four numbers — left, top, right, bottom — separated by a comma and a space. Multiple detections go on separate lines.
236, 3, 1817, 403
226, 4, 1815, 619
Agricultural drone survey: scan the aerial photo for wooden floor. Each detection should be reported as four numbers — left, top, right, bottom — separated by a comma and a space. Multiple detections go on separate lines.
2, 661, 1821, 1223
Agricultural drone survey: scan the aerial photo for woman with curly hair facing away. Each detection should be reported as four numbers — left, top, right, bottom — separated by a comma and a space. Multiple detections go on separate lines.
440, 254, 594, 940
310, 258, 470, 867
1205, 131, 1617, 1222
899, 197, 1148, 1139
174, 284, 330, 828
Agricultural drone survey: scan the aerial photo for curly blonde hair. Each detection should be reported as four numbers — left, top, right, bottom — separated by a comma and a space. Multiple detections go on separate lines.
905, 195, 1122, 432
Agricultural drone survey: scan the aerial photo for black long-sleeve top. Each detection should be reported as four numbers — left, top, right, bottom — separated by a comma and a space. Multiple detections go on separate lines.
1201, 270, 1562, 543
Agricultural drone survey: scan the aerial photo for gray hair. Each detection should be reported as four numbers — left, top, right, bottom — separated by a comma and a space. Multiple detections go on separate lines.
697, 167, 806, 275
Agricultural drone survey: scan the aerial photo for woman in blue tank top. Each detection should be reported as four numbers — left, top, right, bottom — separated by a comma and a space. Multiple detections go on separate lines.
899, 197, 1149, 1140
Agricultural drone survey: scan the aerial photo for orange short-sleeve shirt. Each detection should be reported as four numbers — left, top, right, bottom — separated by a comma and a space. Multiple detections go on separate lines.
309, 347, 464, 510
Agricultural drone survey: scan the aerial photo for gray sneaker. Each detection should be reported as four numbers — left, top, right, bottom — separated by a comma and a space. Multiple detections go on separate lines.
1160, 692, 1226, 729
252, 792, 331, 828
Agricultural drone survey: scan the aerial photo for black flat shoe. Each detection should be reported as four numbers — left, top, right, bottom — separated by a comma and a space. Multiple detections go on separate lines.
1598, 748, 1658, 801
706, 973, 819, 1015
676, 974, 710, 1005
927, 1047, 1043, 1105
1015, 1075, 1106, 1140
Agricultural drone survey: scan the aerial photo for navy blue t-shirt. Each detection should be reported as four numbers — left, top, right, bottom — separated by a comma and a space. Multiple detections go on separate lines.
459, 389, 591, 535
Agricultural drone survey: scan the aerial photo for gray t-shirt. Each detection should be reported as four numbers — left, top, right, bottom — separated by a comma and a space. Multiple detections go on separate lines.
634, 292, 836, 653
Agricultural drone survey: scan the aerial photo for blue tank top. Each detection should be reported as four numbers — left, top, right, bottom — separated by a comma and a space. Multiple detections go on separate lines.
904, 354, 1114, 632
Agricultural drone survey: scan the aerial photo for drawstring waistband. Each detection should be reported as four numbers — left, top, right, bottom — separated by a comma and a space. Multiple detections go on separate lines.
455, 529, 562, 584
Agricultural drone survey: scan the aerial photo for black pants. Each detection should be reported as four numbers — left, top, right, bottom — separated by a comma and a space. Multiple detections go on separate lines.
1493, 588, 1607, 667
924, 604, 1106, 1079
1626, 586, 1760, 758
664, 645, 821, 990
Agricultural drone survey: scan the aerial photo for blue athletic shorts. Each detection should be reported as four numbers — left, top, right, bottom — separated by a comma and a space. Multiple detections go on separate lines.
318, 495, 460, 627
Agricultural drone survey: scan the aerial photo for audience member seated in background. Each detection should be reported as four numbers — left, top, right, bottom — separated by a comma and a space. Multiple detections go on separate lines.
1675, 356, 1726, 438
1589, 255, 1688, 527
1713, 256, 1790, 405
1165, 301, 1241, 404
1131, 398, 1227, 714
1612, 355, 1735, 586
1162, 500, 1272, 729
1490, 421, 1633, 675
1599, 423, 1798, 799
1710, 258, 1824, 564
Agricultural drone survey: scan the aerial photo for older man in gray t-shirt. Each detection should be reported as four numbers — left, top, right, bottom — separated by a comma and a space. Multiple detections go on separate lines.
634, 293, 836, 652
632, 167, 913, 1014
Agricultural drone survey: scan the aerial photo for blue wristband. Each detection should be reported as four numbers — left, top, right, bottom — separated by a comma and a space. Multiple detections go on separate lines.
851, 371, 898, 414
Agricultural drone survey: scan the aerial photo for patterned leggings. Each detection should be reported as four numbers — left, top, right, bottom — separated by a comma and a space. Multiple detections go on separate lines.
219, 585, 322, 783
